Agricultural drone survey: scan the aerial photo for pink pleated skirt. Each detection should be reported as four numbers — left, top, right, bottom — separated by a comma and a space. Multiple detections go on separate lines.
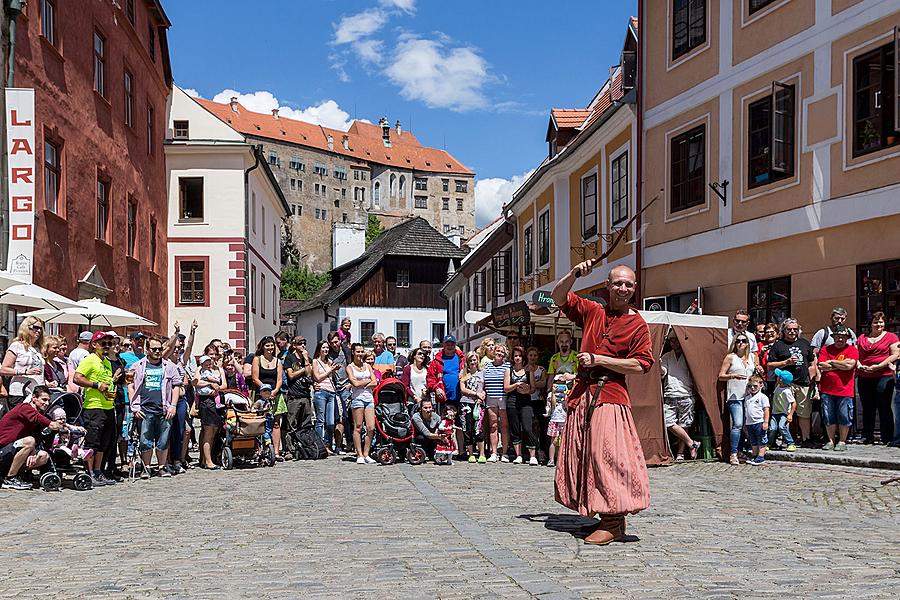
554, 399, 650, 517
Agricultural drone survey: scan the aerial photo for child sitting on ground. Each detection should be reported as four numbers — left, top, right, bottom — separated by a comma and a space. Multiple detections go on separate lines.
252, 384, 275, 444
434, 404, 460, 465
769, 369, 796, 451
743, 375, 770, 465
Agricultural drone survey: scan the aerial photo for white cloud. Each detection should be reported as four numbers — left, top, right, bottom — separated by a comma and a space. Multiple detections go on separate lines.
352, 39, 384, 65
210, 89, 356, 131
333, 9, 388, 45
474, 170, 535, 227
386, 37, 490, 112
379, 0, 416, 13
182, 87, 200, 98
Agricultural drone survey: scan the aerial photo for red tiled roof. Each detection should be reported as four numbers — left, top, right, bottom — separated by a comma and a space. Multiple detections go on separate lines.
551, 109, 591, 129
194, 98, 474, 176
582, 69, 623, 129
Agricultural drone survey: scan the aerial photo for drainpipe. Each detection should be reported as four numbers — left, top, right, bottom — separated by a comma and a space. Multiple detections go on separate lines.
635, 1, 645, 306
0, 1, 25, 344
244, 144, 262, 354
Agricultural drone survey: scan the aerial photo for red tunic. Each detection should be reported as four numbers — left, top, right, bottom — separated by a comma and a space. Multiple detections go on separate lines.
554, 292, 654, 517
562, 292, 654, 405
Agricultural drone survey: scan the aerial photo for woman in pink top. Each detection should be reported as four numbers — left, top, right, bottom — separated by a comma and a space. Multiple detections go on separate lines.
856, 311, 900, 445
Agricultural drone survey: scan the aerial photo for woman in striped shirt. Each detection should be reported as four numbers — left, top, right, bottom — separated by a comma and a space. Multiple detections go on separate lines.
482, 344, 510, 463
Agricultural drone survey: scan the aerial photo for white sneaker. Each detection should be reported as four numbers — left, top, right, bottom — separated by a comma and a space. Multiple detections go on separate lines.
501, 455, 510, 463
364, 456, 377, 464
529, 457, 539, 466
356, 457, 366, 464
513, 456, 523, 464
487, 454, 499, 463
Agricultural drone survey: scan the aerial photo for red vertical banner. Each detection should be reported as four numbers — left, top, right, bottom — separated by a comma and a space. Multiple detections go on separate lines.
5, 88, 35, 283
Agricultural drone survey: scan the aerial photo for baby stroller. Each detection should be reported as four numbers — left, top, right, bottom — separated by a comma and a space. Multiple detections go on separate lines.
372, 377, 425, 465
39, 392, 94, 492
220, 389, 274, 469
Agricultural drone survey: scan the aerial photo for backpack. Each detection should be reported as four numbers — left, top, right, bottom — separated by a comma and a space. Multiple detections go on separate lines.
294, 426, 327, 460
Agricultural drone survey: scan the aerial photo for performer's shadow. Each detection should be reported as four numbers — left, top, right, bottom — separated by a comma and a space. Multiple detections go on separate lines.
516, 513, 640, 542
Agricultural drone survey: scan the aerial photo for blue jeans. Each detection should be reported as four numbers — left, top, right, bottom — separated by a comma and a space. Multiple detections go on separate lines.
768, 413, 794, 446
893, 387, 900, 444
821, 394, 853, 427
727, 400, 744, 455
139, 412, 172, 452
313, 390, 336, 446
169, 399, 189, 461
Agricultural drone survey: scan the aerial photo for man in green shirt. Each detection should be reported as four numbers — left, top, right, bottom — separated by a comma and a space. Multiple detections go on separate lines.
74, 331, 120, 487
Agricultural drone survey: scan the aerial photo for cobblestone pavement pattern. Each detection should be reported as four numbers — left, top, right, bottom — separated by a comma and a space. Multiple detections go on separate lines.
2, 457, 899, 599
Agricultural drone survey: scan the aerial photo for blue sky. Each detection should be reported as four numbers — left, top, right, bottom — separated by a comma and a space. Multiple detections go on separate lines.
163, 0, 637, 226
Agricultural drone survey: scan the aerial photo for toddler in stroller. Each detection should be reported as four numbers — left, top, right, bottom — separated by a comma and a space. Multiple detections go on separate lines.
221, 389, 274, 468
372, 378, 426, 465
40, 392, 94, 491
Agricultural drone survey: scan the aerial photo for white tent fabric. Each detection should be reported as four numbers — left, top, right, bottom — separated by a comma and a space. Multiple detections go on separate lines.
22, 297, 156, 328
0, 283, 84, 310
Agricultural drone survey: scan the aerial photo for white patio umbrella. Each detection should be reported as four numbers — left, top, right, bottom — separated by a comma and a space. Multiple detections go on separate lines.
0, 283, 84, 310
21, 297, 157, 329
0, 273, 29, 289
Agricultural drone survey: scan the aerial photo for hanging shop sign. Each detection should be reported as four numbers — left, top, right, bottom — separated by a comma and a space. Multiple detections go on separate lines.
4, 88, 35, 283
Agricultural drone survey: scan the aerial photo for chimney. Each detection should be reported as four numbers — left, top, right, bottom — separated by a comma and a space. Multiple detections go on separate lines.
327, 135, 334, 151
229, 97, 239, 113
379, 116, 391, 147
342, 135, 350, 150
395, 120, 402, 137
272, 108, 279, 119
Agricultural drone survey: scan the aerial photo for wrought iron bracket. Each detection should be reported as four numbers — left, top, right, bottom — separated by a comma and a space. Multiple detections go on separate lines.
709, 180, 729, 206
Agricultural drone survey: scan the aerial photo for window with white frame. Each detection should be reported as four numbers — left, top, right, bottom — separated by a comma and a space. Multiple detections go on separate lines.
538, 209, 550, 267
611, 151, 628, 225
397, 268, 410, 288
523, 223, 534, 276
395, 322, 411, 348
581, 172, 597, 239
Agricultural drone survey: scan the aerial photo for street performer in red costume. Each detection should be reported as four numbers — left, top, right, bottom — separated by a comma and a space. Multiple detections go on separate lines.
550, 262, 654, 545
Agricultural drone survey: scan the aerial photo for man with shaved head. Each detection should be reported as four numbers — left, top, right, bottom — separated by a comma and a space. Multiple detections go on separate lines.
550, 263, 654, 545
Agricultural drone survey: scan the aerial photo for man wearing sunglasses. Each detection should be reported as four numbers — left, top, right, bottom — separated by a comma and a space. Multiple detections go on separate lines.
129, 337, 182, 478
73, 331, 121, 487
727, 310, 758, 352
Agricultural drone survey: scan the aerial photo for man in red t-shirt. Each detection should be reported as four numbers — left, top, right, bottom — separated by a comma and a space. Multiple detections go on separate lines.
817, 326, 858, 451
0, 385, 62, 490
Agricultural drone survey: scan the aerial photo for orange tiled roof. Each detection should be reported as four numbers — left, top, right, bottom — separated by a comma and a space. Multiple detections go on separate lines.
194, 98, 474, 176
551, 109, 592, 129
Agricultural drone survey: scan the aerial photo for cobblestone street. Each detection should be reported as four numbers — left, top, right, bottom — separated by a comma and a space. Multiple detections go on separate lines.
2, 456, 898, 599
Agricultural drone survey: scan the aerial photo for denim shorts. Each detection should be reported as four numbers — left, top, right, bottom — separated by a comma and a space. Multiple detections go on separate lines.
745, 422, 767, 447
820, 394, 853, 427
351, 396, 374, 410
139, 412, 172, 452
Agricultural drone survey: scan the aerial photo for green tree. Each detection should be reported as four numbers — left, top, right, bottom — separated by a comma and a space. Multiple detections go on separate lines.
365, 214, 384, 248
280, 264, 329, 300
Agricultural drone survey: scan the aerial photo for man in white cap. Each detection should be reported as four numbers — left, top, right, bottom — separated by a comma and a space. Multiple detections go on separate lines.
67, 331, 94, 393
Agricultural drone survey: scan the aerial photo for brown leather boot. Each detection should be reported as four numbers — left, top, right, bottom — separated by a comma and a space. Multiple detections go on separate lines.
584, 515, 625, 545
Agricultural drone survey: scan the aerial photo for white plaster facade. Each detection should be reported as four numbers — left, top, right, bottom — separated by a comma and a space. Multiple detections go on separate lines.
165, 86, 289, 353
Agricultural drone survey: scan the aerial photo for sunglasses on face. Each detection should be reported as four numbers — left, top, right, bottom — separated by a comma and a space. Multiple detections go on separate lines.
99, 341, 113, 347
734, 319, 749, 325
736, 339, 749, 344
148, 346, 163, 352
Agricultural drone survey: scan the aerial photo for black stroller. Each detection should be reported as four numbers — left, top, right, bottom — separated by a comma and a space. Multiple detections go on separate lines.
372, 378, 425, 465
39, 392, 94, 491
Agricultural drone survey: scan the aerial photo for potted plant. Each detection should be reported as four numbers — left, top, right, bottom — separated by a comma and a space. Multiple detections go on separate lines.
861, 119, 880, 150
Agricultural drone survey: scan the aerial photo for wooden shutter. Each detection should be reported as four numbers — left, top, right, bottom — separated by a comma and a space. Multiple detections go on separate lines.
771, 82, 795, 175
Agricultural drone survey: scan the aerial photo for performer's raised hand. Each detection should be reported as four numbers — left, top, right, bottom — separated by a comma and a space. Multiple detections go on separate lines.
572, 260, 595, 278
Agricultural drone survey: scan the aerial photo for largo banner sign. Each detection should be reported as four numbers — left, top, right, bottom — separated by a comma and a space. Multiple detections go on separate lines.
4, 88, 35, 283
